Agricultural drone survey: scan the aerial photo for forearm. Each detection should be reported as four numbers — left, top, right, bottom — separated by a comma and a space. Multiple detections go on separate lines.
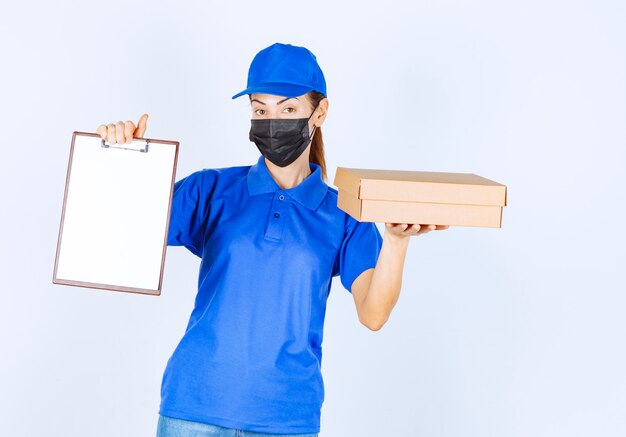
360, 230, 409, 330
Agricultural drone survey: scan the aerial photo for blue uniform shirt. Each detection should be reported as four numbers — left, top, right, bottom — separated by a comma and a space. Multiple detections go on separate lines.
159, 154, 383, 434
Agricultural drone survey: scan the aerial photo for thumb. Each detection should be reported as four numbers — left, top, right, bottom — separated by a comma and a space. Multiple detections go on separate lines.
134, 113, 149, 138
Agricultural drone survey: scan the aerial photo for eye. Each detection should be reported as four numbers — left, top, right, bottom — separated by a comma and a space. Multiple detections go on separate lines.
254, 108, 265, 116
283, 107, 295, 113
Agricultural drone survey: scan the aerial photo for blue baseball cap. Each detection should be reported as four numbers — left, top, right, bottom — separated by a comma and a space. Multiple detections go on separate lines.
231, 42, 327, 100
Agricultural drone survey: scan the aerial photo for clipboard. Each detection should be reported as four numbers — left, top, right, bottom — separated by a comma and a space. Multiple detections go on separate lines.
52, 131, 179, 296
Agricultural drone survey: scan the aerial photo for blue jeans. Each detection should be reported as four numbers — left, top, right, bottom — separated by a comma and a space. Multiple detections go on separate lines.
157, 415, 320, 437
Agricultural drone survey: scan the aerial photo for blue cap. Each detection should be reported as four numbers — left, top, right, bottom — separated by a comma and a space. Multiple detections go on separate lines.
231, 42, 327, 100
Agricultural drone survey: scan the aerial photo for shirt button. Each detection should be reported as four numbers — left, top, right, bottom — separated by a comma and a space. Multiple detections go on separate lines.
274, 212, 280, 218
278, 194, 285, 201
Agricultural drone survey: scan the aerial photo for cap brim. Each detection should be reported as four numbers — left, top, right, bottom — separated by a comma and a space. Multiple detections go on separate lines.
231, 83, 315, 100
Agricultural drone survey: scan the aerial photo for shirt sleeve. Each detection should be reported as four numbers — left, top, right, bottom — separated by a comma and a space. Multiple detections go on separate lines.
332, 217, 383, 293
167, 169, 208, 258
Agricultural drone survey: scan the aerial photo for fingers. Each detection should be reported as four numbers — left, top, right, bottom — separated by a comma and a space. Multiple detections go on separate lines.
134, 113, 149, 138
106, 123, 116, 143
410, 224, 431, 235
95, 113, 148, 144
394, 224, 430, 235
386, 223, 422, 235
96, 124, 107, 139
115, 121, 125, 144
124, 120, 135, 144
385, 223, 449, 236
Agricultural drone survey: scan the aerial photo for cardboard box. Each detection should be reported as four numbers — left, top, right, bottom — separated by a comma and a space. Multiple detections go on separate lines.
333, 167, 507, 228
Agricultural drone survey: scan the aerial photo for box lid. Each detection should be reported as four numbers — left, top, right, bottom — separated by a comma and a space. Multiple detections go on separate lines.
333, 167, 507, 207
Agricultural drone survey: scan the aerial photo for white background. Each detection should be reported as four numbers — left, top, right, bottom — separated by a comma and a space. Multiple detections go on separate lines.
1, 1, 624, 436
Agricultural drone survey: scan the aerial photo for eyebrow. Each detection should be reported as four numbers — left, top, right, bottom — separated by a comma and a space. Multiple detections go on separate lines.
250, 97, 299, 105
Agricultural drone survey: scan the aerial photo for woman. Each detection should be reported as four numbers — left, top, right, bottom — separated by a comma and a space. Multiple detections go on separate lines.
97, 42, 449, 437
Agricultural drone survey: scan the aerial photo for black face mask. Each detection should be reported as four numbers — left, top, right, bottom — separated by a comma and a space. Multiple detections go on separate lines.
249, 106, 318, 167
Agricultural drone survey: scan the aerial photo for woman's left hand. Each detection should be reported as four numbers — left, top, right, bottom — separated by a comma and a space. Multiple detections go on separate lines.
384, 223, 450, 238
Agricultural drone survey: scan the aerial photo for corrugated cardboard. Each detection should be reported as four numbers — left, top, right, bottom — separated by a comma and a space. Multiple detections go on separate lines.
333, 167, 507, 228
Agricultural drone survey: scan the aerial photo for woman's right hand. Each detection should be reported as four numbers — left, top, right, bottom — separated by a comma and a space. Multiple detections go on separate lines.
96, 113, 149, 144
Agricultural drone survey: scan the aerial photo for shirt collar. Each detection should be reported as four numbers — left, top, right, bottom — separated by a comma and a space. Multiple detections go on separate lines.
247, 154, 328, 211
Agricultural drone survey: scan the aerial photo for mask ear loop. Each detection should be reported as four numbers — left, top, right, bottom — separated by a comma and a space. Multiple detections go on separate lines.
308, 103, 319, 140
